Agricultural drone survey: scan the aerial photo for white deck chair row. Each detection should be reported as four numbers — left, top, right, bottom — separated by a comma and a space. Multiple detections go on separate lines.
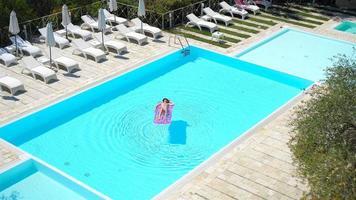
94, 34, 127, 55
114, 24, 148, 45
38, 27, 70, 49
81, 15, 112, 33
130, 18, 163, 40
9, 36, 42, 57
186, 13, 218, 33
46, 49, 80, 73
235, 0, 260, 15
21, 56, 57, 84
103, 9, 128, 26
65, 23, 93, 41
219, 1, 249, 19
72, 38, 106, 63
249, 0, 271, 10
203, 7, 233, 26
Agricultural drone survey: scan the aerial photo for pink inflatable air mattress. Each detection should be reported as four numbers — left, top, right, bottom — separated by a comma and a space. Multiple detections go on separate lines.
154, 104, 174, 124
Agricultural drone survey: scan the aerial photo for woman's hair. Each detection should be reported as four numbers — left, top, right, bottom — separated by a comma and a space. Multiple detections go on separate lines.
162, 98, 169, 103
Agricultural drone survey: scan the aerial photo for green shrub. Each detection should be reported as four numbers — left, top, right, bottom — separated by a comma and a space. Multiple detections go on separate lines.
289, 53, 356, 199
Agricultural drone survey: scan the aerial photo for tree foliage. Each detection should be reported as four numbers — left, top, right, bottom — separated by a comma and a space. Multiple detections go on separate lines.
289, 53, 356, 199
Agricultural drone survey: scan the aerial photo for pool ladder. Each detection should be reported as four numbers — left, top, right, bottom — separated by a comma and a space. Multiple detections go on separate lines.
169, 34, 190, 56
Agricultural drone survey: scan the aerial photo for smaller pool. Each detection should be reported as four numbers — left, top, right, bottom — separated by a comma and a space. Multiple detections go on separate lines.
236, 29, 355, 81
0, 159, 105, 200
335, 21, 356, 34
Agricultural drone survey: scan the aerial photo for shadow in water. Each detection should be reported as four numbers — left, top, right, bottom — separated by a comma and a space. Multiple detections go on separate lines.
168, 120, 189, 145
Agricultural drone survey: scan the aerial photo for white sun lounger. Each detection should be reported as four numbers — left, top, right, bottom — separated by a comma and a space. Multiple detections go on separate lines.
9, 36, 42, 57
0, 73, 25, 96
235, 0, 260, 15
81, 15, 112, 33
94, 34, 127, 55
66, 23, 93, 41
252, 0, 271, 10
103, 9, 128, 26
114, 24, 148, 45
0, 48, 17, 67
203, 7, 233, 26
130, 18, 163, 39
45, 49, 80, 73
72, 39, 106, 63
219, 1, 249, 19
186, 13, 218, 33
38, 27, 70, 49
22, 56, 57, 83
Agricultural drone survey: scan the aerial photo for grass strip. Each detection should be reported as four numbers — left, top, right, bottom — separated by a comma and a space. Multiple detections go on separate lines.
248, 17, 277, 26
230, 24, 259, 34
219, 27, 250, 39
168, 30, 231, 48
232, 19, 269, 29
271, 5, 329, 21
182, 26, 241, 43
264, 9, 323, 25
260, 14, 316, 28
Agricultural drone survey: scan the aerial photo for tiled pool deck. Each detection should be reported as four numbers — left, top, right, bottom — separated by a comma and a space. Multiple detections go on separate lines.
0, 16, 355, 199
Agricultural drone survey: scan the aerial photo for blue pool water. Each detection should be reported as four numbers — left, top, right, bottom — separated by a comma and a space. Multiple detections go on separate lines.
0, 46, 312, 199
0, 159, 103, 199
237, 29, 355, 81
335, 21, 356, 34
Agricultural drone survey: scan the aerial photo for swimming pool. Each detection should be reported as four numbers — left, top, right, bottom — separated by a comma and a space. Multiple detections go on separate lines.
0, 159, 105, 199
237, 29, 355, 81
335, 21, 356, 34
0, 46, 312, 199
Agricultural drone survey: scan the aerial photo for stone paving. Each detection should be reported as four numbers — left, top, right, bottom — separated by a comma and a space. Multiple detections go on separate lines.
0, 139, 25, 171
0, 14, 355, 199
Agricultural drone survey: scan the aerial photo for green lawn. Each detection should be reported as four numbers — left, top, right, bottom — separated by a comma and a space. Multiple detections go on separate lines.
248, 17, 277, 26
230, 24, 260, 34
